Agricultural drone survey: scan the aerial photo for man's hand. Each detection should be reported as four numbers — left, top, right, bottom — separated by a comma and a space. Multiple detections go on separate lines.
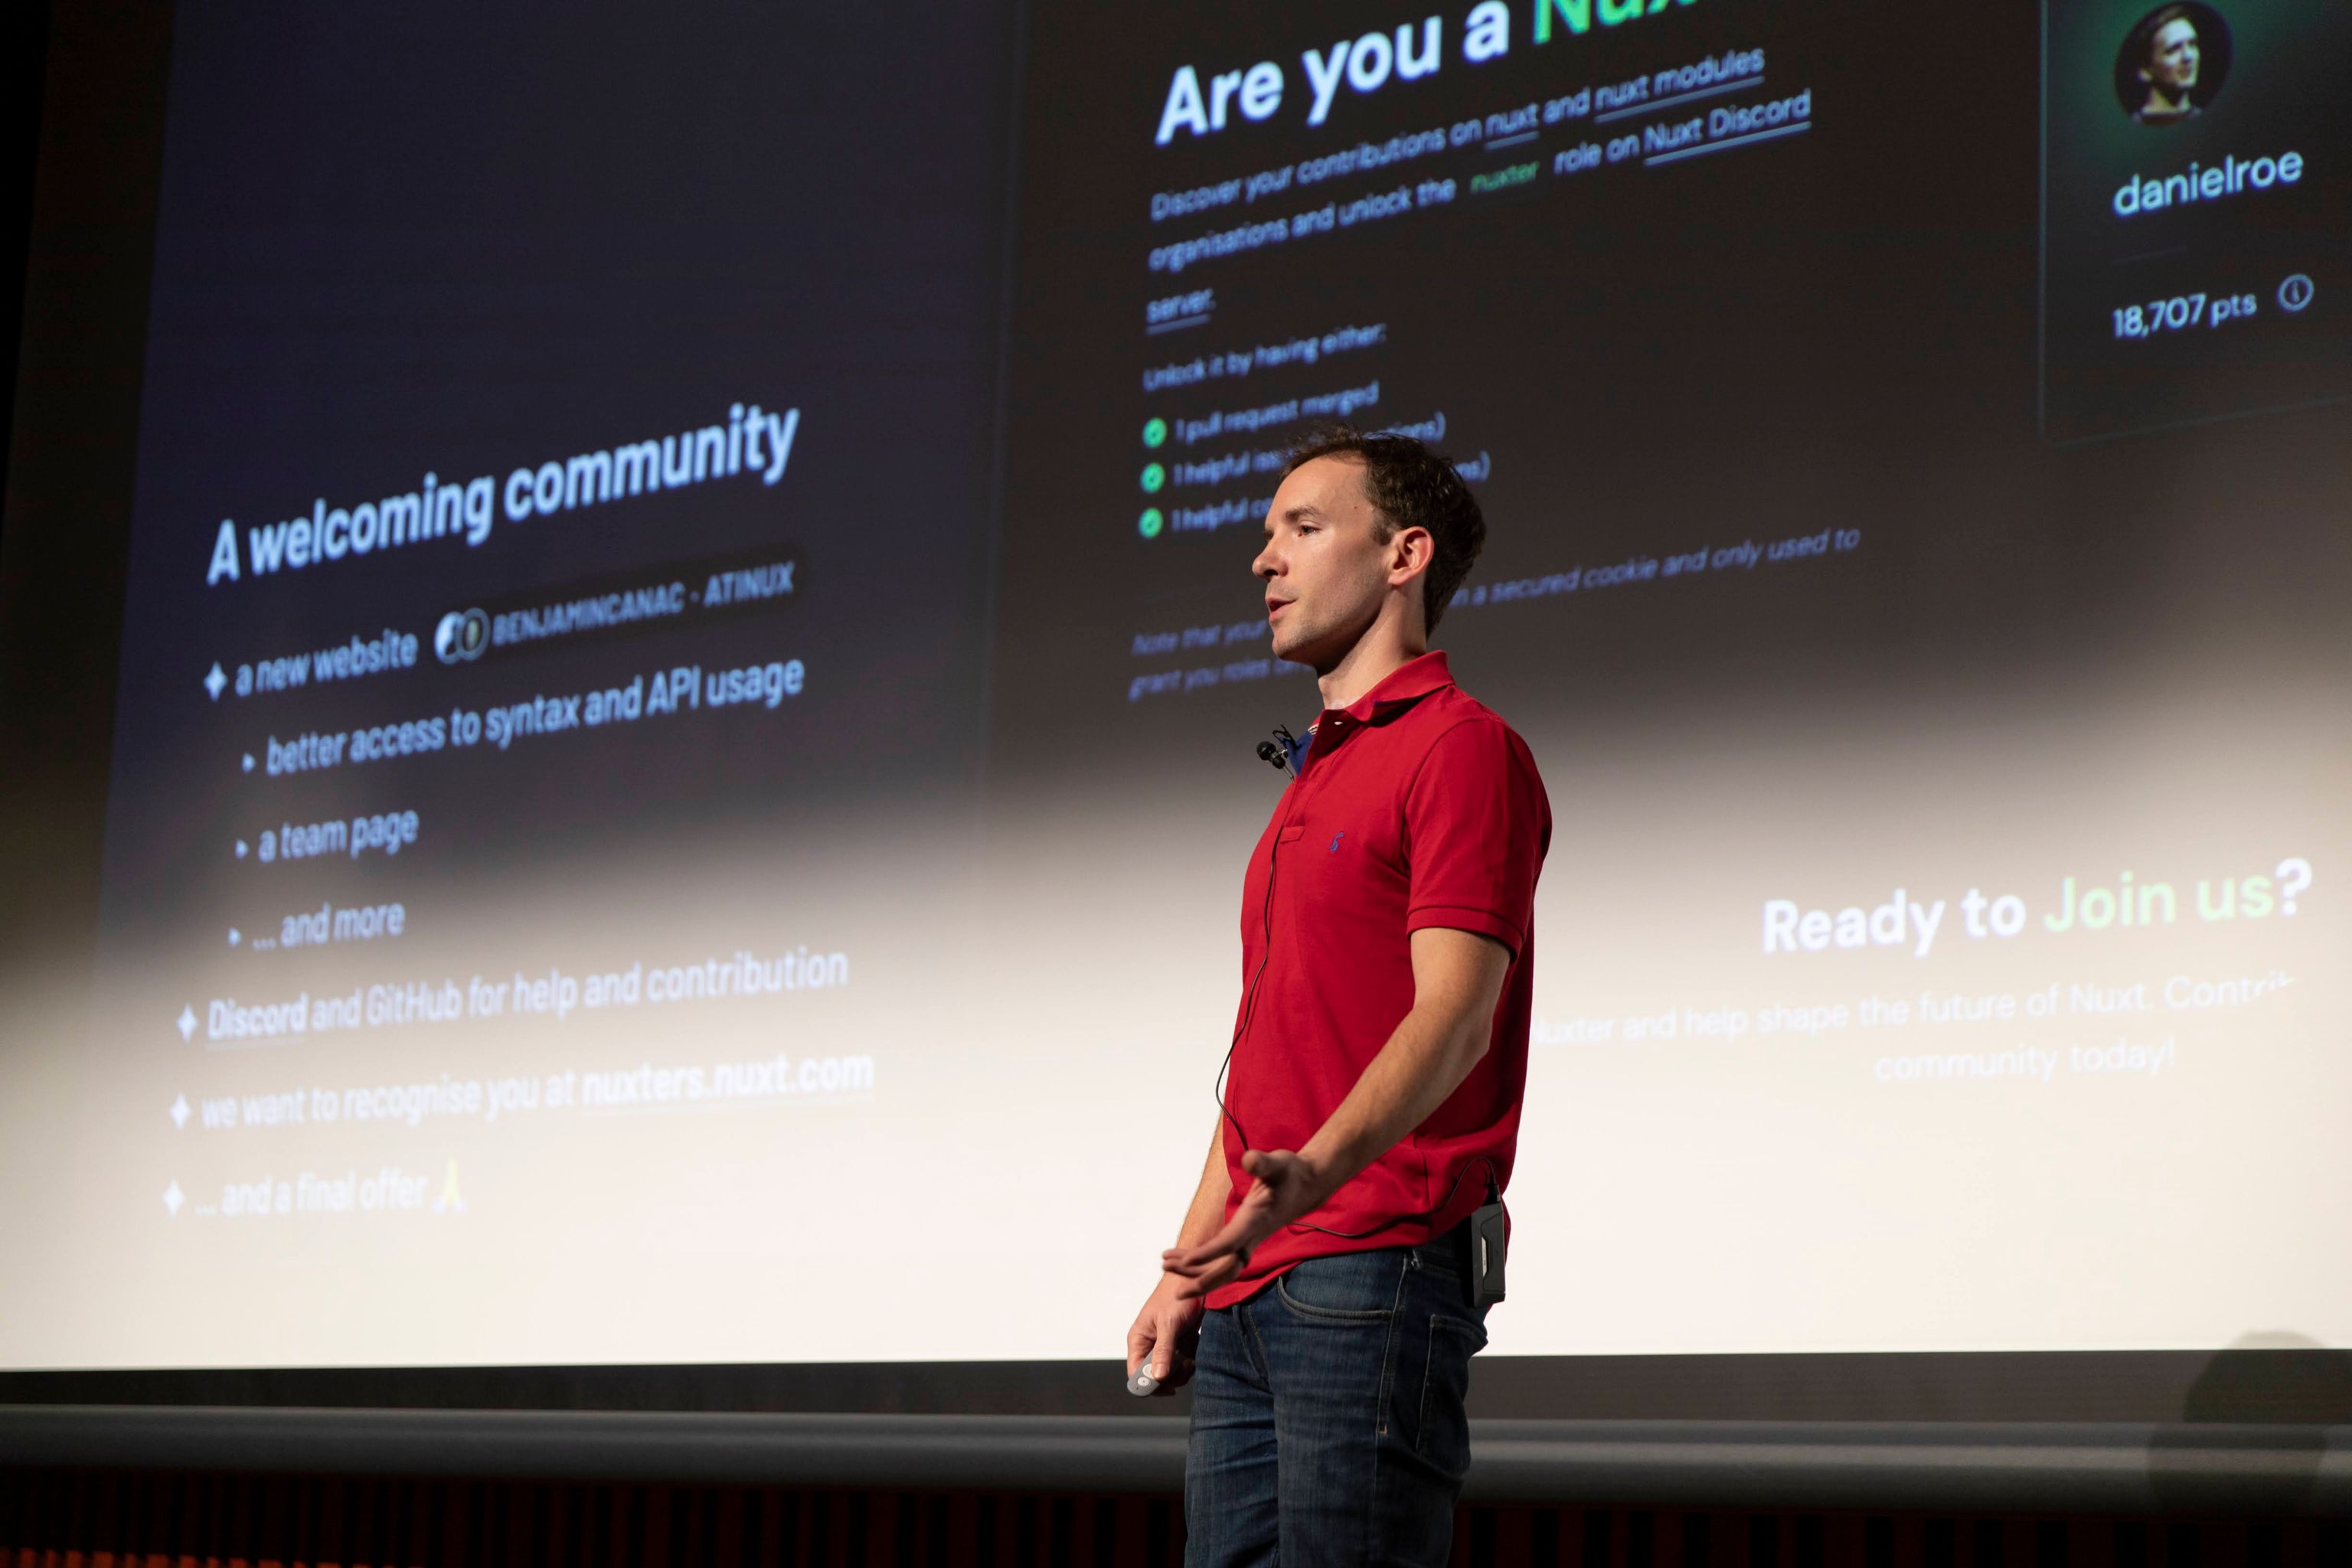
1126, 1272, 1206, 1394
1160, 1148, 1332, 1299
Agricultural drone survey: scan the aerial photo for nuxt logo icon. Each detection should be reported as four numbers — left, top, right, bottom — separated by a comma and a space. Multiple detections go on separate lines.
435, 607, 488, 664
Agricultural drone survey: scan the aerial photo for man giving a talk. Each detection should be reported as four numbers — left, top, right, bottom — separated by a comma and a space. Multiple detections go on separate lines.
1128, 427, 1552, 1566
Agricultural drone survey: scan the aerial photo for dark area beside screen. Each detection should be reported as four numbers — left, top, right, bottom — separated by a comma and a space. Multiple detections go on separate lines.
0, 0, 162, 1018
4, 1347, 2350, 1424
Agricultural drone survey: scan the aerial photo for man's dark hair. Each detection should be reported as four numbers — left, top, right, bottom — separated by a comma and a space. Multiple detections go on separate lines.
1280, 426, 1485, 633
2134, 3, 2197, 67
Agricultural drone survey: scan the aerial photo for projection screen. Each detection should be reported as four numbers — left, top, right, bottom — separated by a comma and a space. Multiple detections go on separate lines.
1, 0, 2345, 1383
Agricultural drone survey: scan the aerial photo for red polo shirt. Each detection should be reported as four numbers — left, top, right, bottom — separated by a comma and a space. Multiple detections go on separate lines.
1209, 650, 1550, 1309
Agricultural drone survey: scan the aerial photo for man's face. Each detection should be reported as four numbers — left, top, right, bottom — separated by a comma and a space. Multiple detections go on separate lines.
1251, 456, 1410, 668
2144, 17, 2200, 93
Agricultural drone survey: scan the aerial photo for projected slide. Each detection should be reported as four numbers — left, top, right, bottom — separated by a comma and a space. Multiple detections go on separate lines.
7, 6, 1018, 1370
991, 0, 2350, 1359
2041, 0, 2352, 440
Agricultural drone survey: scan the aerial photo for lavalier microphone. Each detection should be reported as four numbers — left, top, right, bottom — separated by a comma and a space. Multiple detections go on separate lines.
1256, 726, 1299, 779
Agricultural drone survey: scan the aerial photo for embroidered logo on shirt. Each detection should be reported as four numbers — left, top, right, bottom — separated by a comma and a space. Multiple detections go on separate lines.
1329, 831, 1346, 853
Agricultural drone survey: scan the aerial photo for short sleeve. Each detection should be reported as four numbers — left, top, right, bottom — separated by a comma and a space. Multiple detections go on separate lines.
1401, 718, 1550, 960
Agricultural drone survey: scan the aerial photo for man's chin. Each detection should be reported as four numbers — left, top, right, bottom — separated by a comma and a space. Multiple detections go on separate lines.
1272, 616, 1364, 672
1270, 635, 1319, 668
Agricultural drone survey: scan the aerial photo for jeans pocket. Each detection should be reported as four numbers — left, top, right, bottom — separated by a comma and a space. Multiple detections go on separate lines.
1273, 1250, 1406, 1323
1416, 1249, 1463, 1289
1413, 1315, 1485, 1473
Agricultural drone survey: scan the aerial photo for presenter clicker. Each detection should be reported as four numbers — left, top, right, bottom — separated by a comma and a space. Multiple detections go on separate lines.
1125, 429, 1551, 1566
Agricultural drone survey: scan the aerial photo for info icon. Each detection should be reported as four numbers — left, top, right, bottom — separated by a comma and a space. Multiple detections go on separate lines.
434, 607, 489, 664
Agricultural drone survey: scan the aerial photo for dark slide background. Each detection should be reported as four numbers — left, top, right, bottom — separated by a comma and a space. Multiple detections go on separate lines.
3, 0, 2350, 1415
997, 0, 2348, 761
106, 5, 1009, 934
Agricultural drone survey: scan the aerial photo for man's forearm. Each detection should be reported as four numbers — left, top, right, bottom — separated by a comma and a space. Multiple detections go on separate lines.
1156, 933, 1511, 1281
1289, 925, 1511, 1212
1295, 998, 1487, 1204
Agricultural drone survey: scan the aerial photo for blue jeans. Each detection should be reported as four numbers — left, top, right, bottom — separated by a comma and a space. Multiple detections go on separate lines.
1184, 1231, 1489, 1567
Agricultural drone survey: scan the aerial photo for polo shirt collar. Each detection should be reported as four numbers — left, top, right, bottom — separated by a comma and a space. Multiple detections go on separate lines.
1334, 649, 1452, 722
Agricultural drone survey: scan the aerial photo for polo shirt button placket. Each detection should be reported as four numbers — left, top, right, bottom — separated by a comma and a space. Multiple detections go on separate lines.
1312, 716, 1344, 785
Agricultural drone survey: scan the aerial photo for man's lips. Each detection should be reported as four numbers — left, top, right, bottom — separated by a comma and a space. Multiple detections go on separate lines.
1267, 599, 1292, 619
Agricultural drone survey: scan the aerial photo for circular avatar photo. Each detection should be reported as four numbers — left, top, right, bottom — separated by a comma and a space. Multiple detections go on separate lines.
2114, 4, 2232, 125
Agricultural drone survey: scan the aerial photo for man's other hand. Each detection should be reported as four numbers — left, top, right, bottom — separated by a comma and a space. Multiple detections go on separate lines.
1127, 1272, 1205, 1394
1160, 1148, 1329, 1299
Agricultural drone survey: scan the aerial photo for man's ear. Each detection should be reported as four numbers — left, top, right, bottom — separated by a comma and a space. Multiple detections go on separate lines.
1387, 525, 1434, 586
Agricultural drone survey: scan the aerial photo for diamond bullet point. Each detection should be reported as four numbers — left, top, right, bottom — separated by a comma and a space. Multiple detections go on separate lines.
240, 753, 255, 773
170, 1094, 189, 1129
204, 662, 226, 701
176, 1005, 197, 1041
163, 1181, 184, 1217
235, 839, 249, 859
